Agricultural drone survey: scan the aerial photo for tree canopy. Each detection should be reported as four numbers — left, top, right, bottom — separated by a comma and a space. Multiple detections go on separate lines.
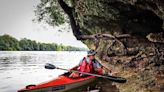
35, 0, 73, 26
35, 0, 81, 39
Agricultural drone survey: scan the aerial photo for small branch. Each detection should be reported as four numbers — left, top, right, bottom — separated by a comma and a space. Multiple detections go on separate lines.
102, 34, 131, 39
58, 0, 72, 15
78, 33, 131, 40
115, 34, 131, 38
101, 34, 115, 39
146, 32, 164, 43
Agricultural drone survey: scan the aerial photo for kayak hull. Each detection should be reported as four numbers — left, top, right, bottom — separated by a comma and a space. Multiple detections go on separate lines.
18, 73, 96, 92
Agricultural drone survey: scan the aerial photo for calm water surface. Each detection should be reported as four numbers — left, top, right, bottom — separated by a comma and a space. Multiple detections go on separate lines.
0, 51, 87, 92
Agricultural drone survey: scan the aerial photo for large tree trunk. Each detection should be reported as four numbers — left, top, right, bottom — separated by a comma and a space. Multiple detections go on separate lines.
58, 0, 81, 39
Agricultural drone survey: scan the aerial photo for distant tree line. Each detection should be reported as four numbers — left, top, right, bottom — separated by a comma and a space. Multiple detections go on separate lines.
0, 34, 87, 51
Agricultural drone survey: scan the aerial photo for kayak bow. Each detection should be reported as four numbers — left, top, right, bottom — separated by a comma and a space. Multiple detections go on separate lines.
18, 72, 96, 92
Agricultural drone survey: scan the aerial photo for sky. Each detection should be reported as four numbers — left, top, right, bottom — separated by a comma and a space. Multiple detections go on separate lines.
0, 0, 87, 48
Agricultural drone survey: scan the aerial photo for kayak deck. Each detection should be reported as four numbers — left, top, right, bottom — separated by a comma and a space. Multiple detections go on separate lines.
18, 72, 96, 92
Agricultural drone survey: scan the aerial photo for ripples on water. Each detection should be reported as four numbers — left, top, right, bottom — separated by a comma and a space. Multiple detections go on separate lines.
0, 51, 87, 92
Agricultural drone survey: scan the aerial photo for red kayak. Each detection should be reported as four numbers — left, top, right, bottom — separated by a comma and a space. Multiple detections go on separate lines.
18, 72, 96, 92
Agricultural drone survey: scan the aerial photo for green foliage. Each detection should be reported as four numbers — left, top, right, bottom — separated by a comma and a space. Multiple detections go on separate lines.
0, 34, 86, 51
34, 0, 75, 26
35, 0, 66, 26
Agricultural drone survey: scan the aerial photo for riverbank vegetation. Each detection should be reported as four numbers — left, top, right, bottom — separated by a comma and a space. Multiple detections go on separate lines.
0, 34, 87, 51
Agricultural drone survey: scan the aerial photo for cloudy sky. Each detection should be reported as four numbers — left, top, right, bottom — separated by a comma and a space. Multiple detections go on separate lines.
0, 0, 87, 48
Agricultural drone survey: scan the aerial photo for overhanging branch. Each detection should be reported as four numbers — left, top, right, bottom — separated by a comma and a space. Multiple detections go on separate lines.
146, 32, 164, 43
78, 33, 131, 40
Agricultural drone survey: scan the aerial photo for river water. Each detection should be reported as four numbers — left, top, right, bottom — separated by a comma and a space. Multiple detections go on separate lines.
0, 51, 87, 92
